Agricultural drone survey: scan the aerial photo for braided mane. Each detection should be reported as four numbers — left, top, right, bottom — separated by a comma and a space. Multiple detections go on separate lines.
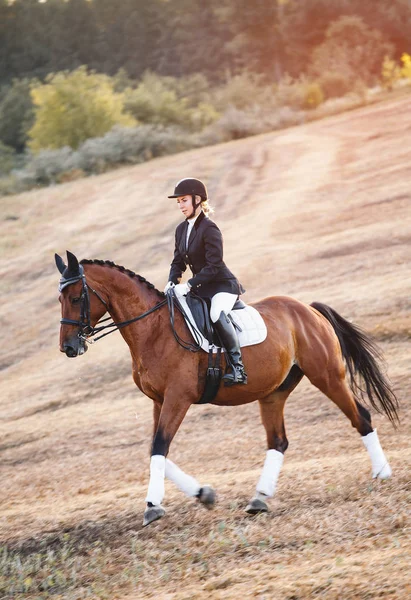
80, 259, 164, 298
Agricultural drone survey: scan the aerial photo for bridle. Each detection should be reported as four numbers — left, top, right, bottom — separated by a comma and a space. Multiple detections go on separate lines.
59, 266, 200, 351
59, 265, 167, 344
59, 265, 105, 341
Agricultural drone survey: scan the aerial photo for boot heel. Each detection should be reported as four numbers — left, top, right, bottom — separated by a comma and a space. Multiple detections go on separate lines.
222, 371, 247, 386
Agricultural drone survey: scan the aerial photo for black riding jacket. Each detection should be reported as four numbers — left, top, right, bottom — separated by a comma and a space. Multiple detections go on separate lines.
168, 211, 245, 299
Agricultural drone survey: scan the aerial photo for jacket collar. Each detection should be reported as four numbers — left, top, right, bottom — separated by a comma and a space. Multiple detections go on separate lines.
187, 210, 206, 250
185, 209, 206, 228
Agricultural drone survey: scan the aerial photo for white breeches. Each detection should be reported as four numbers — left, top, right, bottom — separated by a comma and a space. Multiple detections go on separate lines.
210, 292, 238, 323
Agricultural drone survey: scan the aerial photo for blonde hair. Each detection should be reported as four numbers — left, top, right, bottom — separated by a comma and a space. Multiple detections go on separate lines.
196, 195, 214, 216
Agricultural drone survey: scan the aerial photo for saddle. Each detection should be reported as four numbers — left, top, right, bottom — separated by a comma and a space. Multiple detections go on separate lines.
185, 294, 245, 346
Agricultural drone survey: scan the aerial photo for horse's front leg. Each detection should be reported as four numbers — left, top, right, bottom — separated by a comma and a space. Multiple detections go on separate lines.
144, 394, 214, 526
165, 458, 216, 508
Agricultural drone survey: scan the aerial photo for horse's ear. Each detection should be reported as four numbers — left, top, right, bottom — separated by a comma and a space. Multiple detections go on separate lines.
66, 250, 80, 275
55, 253, 67, 274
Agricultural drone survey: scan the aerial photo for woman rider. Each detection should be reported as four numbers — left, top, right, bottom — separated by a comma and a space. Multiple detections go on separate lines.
164, 177, 247, 386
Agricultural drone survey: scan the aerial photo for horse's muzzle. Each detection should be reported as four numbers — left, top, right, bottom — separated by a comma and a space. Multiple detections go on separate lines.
61, 339, 88, 357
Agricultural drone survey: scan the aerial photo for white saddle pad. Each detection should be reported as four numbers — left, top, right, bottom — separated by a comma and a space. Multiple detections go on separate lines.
174, 290, 267, 353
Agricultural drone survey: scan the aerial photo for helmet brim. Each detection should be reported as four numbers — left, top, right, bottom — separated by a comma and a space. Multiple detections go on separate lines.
168, 194, 207, 200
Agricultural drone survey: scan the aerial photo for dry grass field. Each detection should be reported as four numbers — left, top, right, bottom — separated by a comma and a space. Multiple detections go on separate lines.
1, 95, 410, 599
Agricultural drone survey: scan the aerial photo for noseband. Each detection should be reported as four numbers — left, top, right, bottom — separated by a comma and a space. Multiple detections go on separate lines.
59, 265, 168, 344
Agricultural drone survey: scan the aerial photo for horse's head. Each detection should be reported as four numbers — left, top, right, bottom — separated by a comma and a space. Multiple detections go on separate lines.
55, 251, 108, 357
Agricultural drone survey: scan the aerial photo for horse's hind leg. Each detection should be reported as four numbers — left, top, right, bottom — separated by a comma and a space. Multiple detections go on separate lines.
306, 364, 392, 479
246, 365, 304, 514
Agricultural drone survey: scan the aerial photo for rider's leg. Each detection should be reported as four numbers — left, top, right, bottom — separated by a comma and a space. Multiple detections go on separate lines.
210, 293, 247, 386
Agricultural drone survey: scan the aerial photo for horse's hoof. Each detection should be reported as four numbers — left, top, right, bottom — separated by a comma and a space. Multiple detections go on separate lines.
197, 485, 216, 509
143, 504, 165, 527
245, 497, 269, 515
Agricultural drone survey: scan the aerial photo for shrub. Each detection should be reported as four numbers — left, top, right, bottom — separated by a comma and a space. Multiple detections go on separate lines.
0, 173, 27, 196
273, 76, 324, 110
16, 147, 80, 185
200, 105, 305, 144
302, 82, 324, 109
112, 67, 134, 93
381, 57, 401, 90
0, 142, 18, 176
77, 125, 193, 173
28, 67, 135, 152
57, 169, 85, 184
211, 72, 273, 111
124, 72, 189, 127
124, 71, 218, 132
166, 73, 212, 108
274, 76, 306, 110
380, 52, 411, 90
317, 71, 353, 99
400, 52, 411, 80
207, 106, 264, 141
309, 94, 367, 121
14, 124, 195, 186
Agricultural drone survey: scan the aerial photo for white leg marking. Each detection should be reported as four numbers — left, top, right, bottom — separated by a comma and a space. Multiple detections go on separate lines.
256, 449, 284, 497
362, 429, 392, 479
165, 459, 201, 497
145, 455, 166, 505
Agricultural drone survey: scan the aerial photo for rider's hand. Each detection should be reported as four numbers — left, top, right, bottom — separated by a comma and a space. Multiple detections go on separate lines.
174, 282, 191, 296
163, 281, 175, 294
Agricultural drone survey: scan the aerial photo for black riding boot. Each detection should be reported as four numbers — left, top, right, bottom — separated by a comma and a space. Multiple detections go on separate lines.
214, 311, 247, 386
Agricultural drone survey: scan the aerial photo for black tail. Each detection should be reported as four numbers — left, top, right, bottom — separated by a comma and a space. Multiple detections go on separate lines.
310, 302, 399, 425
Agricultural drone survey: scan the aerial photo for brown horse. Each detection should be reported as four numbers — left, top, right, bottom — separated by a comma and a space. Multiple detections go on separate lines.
55, 251, 399, 526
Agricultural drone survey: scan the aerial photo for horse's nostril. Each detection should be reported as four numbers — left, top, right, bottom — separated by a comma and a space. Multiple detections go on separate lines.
65, 346, 77, 358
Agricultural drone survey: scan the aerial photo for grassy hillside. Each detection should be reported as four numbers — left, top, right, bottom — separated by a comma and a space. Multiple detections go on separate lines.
1, 95, 410, 599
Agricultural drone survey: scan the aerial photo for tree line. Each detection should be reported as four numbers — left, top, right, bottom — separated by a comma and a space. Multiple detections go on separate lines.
1, 0, 410, 194
1, 0, 410, 87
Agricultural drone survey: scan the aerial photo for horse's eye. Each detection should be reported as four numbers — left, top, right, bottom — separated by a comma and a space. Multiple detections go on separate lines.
72, 297, 81, 305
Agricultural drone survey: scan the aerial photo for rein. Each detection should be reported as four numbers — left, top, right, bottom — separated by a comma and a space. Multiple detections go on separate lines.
166, 290, 202, 353
59, 267, 200, 350
84, 298, 168, 343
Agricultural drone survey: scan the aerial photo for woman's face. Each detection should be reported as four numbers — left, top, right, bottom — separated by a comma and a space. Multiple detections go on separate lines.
176, 195, 196, 218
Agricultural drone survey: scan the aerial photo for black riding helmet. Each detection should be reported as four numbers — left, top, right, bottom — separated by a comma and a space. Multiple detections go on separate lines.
168, 178, 208, 200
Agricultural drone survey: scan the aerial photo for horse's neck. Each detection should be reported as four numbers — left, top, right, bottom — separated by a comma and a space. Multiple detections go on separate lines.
102, 268, 162, 355
109, 279, 154, 319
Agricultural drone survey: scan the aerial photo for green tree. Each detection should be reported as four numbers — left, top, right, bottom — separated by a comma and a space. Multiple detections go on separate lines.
124, 72, 192, 127
124, 72, 218, 130
28, 67, 135, 151
217, 0, 289, 81
310, 15, 393, 84
0, 78, 35, 152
